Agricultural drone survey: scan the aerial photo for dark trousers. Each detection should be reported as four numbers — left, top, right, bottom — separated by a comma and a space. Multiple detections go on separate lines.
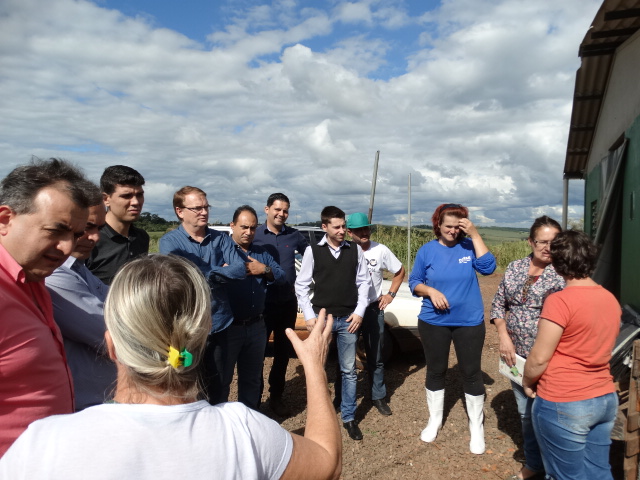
221, 319, 267, 410
263, 299, 298, 397
418, 321, 485, 396
200, 329, 228, 405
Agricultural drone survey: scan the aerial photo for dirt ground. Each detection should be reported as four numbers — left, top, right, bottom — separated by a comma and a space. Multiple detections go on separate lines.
230, 273, 626, 480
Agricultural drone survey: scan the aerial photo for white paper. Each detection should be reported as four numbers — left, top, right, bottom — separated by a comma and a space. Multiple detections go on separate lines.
498, 353, 526, 386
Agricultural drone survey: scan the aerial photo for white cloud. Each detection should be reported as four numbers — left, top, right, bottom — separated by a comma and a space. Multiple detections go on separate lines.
0, 0, 600, 227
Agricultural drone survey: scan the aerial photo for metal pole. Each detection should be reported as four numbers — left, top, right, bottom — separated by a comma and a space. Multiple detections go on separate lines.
408, 174, 411, 270
562, 177, 569, 229
368, 151, 380, 223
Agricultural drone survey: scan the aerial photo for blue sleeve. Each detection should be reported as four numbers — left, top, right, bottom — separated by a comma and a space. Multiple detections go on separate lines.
297, 230, 310, 256
473, 250, 496, 276
210, 234, 246, 281
158, 232, 177, 254
45, 270, 107, 351
265, 251, 287, 285
409, 243, 429, 295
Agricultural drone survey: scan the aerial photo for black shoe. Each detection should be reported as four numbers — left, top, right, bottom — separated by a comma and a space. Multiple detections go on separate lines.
372, 398, 392, 416
343, 420, 363, 440
269, 396, 290, 417
332, 397, 341, 413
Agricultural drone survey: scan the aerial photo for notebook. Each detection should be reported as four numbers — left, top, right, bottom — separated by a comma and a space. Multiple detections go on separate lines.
498, 353, 526, 386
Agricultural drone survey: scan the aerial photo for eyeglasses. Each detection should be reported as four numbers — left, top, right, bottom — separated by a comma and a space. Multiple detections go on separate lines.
532, 240, 552, 248
182, 205, 211, 214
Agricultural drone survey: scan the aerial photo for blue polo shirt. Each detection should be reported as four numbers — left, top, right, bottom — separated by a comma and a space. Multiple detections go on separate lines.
159, 225, 246, 333
226, 242, 286, 320
253, 223, 309, 304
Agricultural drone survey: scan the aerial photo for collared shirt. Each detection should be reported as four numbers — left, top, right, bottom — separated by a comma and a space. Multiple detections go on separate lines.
253, 223, 309, 304
45, 257, 116, 411
227, 241, 287, 320
490, 255, 565, 357
295, 235, 370, 321
86, 222, 149, 285
0, 244, 74, 456
159, 225, 246, 333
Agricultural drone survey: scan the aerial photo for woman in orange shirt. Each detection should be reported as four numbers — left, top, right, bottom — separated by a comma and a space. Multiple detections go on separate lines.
523, 230, 620, 480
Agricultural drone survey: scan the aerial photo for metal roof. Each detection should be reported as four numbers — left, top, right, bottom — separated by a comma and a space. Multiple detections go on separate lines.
564, 0, 640, 179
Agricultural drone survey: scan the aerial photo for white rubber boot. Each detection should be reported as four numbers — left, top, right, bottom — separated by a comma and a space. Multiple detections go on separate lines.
420, 388, 444, 443
465, 393, 485, 454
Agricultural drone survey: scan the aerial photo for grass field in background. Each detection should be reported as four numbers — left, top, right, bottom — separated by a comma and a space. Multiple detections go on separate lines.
477, 227, 528, 246
148, 225, 531, 271
149, 231, 163, 253
370, 225, 530, 273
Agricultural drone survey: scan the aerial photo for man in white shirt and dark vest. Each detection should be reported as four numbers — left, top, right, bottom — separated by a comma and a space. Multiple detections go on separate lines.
295, 206, 370, 441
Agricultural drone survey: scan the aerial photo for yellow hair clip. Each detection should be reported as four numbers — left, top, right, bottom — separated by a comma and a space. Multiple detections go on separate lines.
167, 346, 193, 369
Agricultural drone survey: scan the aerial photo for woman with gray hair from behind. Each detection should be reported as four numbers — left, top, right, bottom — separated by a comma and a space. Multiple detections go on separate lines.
0, 255, 341, 480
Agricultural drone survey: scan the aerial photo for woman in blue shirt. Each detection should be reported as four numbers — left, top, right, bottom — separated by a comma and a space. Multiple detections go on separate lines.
409, 203, 496, 454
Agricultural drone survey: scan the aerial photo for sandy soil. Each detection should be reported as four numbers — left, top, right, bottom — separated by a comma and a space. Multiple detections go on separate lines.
230, 273, 625, 479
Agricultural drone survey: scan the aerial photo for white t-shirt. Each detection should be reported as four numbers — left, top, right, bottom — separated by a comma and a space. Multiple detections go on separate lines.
0, 400, 293, 480
363, 241, 403, 302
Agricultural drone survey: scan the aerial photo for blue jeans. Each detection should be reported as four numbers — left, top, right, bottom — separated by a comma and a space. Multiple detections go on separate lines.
532, 393, 617, 480
511, 381, 544, 473
362, 303, 386, 401
220, 320, 267, 410
332, 315, 358, 423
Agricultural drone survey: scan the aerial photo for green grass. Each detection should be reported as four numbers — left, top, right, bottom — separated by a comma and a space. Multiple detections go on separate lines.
368, 225, 529, 273
477, 227, 528, 246
148, 231, 164, 253
148, 225, 530, 271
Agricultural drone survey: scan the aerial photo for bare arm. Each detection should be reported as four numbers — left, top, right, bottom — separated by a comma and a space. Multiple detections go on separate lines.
493, 317, 516, 367
522, 318, 563, 398
280, 310, 341, 480
458, 218, 489, 258
412, 284, 449, 310
378, 265, 406, 310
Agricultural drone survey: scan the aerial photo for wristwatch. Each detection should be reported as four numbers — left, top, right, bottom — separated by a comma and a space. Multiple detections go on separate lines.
264, 266, 272, 275
387, 291, 397, 298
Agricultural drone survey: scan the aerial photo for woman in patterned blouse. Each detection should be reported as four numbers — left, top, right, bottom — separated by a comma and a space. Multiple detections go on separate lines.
490, 216, 564, 480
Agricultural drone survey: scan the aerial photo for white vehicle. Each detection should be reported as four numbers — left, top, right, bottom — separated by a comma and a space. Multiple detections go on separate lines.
379, 279, 421, 361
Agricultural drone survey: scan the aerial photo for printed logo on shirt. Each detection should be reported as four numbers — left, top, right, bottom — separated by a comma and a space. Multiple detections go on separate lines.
366, 258, 378, 273
459, 256, 471, 264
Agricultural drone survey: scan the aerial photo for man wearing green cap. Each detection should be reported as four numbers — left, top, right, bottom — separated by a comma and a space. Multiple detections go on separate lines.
347, 212, 405, 416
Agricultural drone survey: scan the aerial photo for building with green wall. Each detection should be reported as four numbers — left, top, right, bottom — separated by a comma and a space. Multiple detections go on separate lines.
564, 0, 640, 309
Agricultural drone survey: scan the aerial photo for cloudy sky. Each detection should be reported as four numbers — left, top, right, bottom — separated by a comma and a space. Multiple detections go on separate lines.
0, 0, 600, 227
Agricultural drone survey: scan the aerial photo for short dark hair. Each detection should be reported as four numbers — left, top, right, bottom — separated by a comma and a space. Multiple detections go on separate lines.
529, 215, 561, 240
266, 193, 290, 207
550, 230, 598, 279
431, 203, 468, 238
321, 206, 345, 225
232, 205, 258, 223
100, 165, 145, 195
0, 157, 97, 214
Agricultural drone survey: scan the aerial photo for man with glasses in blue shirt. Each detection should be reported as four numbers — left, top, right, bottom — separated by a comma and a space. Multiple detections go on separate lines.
159, 186, 246, 404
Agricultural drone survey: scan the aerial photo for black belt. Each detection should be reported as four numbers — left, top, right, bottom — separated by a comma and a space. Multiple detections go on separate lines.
232, 314, 263, 326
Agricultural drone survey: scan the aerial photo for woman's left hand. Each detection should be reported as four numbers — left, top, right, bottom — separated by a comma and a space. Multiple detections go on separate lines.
523, 385, 537, 399
458, 218, 478, 237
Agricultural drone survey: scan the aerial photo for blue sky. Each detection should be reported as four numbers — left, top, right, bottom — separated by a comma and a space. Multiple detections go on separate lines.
0, 0, 600, 226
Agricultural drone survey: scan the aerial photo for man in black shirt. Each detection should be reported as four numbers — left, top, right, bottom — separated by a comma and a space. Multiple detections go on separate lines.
86, 165, 148, 284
